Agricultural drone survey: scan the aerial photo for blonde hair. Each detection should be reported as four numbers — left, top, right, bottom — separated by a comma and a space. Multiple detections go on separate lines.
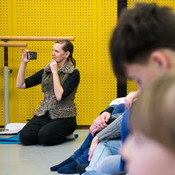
130, 70, 175, 154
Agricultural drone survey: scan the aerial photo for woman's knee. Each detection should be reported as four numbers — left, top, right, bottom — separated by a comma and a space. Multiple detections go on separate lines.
38, 129, 65, 145
38, 130, 51, 145
19, 130, 38, 145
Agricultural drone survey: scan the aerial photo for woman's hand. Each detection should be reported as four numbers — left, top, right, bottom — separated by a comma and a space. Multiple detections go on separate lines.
50, 60, 58, 73
50, 60, 64, 101
88, 136, 100, 161
16, 48, 30, 89
21, 48, 30, 63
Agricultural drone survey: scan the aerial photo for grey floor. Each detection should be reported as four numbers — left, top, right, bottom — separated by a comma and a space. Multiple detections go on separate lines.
0, 129, 89, 175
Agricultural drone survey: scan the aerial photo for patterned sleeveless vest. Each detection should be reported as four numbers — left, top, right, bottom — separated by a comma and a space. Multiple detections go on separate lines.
34, 61, 78, 119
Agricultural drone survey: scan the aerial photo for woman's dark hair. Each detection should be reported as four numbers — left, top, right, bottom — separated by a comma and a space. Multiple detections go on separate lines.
56, 40, 76, 67
110, 3, 175, 82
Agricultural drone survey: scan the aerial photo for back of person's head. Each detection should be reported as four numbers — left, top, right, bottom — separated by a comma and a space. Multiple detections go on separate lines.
110, 3, 175, 81
130, 70, 175, 154
56, 40, 76, 67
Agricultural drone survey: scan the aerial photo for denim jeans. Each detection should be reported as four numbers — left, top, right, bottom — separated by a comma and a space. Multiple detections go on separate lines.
72, 104, 125, 165
72, 133, 93, 164
83, 140, 122, 175
83, 170, 126, 175
97, 155, 121, 174
119, 109, 130, 171
83, 171, 109, 175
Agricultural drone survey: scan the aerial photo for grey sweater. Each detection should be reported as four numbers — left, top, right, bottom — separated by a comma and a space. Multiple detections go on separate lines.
96, 113, 123, 141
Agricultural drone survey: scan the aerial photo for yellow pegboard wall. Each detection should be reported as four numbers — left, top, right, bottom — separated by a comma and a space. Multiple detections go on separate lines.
12, 41, 52, 123
127, 80, 138, 95
9, 0, 118, 125
2, 0, 173, 126
128, 0, 157, 8
97, 0, 118, 115
128, 0, 175, 10
0, 47, 4, 125
10, 0, 99, 125
0, 0, 12, 125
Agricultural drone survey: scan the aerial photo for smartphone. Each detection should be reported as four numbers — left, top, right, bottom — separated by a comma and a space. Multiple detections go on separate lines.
27, 52, 37, 60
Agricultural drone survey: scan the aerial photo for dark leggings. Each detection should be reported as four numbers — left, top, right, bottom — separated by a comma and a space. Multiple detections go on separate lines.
19, 111, 77, 145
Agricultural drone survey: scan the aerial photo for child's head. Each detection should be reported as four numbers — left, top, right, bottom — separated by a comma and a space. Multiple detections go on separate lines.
122, 70, 175, 175
110, 3, 175, 89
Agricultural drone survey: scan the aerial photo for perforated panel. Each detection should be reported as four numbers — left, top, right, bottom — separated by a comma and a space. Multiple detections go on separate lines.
10, 0, 98, 125
128, 0, 175, 10
97, 0, 118, 115
0, 0, 12, 125
128, 0, 156, 8
1, 0, 173, 126
0, 45, 4, 125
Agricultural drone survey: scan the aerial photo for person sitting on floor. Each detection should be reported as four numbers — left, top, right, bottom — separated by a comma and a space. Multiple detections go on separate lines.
82, 2, 175, 175
50, 91, 138, 174
16, 40, 80, 145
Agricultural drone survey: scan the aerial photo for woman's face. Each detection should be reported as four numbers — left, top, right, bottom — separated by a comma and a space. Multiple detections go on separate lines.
122, 132, 175, 175
51, 43, 67, 64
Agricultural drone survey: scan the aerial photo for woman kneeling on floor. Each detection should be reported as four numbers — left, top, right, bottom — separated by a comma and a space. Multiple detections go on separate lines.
16, 40, 80, 146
